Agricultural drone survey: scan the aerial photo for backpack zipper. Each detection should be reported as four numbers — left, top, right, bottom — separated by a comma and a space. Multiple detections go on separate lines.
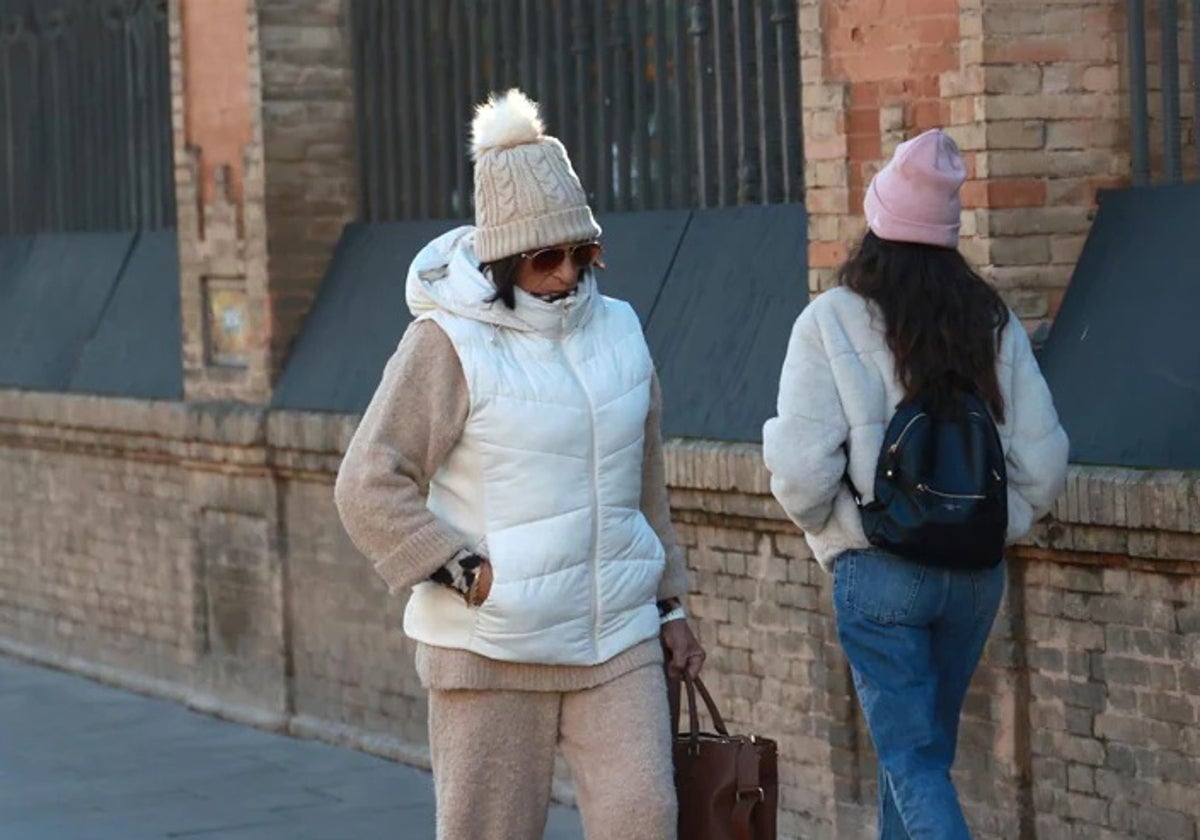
888, 412, 927, 455
916, 483, 987, 500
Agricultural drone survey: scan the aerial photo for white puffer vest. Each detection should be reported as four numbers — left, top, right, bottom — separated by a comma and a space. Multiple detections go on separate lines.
401, 227, 666, 666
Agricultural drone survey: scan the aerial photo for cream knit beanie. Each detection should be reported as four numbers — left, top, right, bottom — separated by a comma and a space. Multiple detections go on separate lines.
470, 89, 601, 263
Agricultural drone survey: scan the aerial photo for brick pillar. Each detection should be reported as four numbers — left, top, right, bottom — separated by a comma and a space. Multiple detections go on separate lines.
259, 0, 357, 380
173, 0, 356, 403
973, 0, 1127, 337
802, 0, 1130, 337
173, 0, 271, 402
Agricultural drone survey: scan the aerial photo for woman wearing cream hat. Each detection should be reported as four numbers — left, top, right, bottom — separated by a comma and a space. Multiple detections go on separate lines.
335, 89, 703, 840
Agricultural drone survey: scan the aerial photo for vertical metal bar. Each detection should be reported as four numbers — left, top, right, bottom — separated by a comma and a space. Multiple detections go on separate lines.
451, 1, 470, 218
1194, 0, 1200, 174
572, 0, 591, 201
75, 3, 93, 229
712, 0, 734, 205
519, 0, 535, 92
362, 1, 382, 220
754, 0, 777, 203
43, 15, 64, 229
350, 0, 370, 219
652, 0, 668, 208
689, 1, 710, 207
139, 3, 157, 229
1159, 0, 1182, 182
733, 0, 756, 204
555, 0, 568, 133
631, 0, 650, 209
611, 2, 630, 210
378, 0, 396, 220
592, 0, 610, 210
772, 0, 801, 202
0, 22, 11, 233
486, 0, 501, 91
672, 0, 692, 206
500, 0, 517, 85
467, 0, 483, 101
157, 0, 174, 227
1129, 0, 1151, 185
535, 0, 552, 129
122, 12, 139, 228
414, 1, 432, 218
432, 1, 452, 218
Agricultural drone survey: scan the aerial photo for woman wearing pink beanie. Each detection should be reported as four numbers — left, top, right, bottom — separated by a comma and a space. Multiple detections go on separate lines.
765, 129, 1068, 838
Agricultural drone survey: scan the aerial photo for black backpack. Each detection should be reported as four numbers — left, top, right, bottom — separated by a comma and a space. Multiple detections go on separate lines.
847, 391, 1008, 570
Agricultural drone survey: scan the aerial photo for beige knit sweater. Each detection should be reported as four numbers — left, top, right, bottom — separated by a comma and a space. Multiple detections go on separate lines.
335, 319, 688, 691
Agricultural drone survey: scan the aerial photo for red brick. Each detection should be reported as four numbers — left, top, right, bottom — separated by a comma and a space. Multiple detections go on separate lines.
988, 179, 1048, 209
961, 179, 988, 209
809, 240, 849, 269
846, 132, 882, 164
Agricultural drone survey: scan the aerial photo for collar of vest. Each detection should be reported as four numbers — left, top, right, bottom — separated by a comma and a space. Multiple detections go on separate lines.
407, 226, 598, 338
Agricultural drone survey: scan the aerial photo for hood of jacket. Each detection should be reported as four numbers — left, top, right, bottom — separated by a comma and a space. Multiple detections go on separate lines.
405, 225, 597, 337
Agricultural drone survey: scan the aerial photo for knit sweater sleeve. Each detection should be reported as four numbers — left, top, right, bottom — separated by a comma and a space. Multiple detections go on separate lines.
334, 319, 471, 593
642, 371, 689, 602
1001, 312, 1070, 540
762, 304, 850, 534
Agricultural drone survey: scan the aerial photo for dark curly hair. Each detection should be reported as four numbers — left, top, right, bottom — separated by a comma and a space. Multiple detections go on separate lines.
837, 231, 1010, 422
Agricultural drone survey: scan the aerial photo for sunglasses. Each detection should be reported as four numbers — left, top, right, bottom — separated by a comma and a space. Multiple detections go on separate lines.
519, 241, 604, 273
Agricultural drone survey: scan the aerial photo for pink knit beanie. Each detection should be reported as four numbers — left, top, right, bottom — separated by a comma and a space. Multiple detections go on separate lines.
863, 129, 965, 248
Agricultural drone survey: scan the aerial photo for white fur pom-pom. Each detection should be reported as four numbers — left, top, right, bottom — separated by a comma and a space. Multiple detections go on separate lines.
470, 88, 545, 160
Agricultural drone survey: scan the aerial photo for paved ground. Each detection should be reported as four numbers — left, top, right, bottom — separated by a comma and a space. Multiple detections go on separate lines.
0, 656, 584, 839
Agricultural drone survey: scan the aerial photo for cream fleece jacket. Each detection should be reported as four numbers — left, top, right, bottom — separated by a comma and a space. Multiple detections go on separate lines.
763, 286, 1069, 570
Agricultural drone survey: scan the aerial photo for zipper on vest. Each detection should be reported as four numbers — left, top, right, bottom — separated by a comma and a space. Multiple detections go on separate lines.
559, 307, 602, 658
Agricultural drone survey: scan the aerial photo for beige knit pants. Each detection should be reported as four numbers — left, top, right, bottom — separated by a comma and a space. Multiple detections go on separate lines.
428, 663, 677, 840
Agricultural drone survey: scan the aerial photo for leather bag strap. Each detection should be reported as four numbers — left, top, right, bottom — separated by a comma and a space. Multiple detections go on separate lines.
731, 740, 764, 840
669, 674, 730, 739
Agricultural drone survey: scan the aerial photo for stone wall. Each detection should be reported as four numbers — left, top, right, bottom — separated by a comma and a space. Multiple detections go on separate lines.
2, 390, 1198, 839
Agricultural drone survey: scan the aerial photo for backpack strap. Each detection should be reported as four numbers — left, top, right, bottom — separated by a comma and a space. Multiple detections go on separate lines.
841, 444, 863, 507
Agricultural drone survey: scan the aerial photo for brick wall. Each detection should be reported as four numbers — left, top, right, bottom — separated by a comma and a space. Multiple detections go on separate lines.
258, 0, 357, 379
3, 392, 1199, 838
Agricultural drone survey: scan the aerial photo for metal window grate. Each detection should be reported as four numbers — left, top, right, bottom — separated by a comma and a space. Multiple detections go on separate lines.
350, 0, 802, 221
0, 0, 175, 235
1127, 0, 1199, 185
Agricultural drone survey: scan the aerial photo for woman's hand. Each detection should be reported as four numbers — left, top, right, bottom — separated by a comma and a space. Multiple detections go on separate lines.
661, 618, 705, 679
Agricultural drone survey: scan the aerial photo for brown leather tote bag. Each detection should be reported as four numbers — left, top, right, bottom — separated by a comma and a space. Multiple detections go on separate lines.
669, 674, 778, 840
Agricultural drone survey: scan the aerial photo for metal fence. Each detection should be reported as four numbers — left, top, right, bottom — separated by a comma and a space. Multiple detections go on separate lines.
0, 0, 174, 235
350, 0, 802, 221
1128, 0, 1199, 184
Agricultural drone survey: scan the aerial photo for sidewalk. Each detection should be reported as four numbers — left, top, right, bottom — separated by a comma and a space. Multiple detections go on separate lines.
0, 656, 583, 839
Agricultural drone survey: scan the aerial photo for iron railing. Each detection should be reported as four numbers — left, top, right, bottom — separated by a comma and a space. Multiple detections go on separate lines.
1128, 0, 1199, 184
350, 0, 802, 221
0, 0, 174, 235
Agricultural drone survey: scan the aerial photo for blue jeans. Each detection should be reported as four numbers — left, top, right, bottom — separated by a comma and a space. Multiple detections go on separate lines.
833, 548, 1006, 840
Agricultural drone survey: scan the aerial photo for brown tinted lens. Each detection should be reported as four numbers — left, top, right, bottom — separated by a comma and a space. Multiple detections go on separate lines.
529, 248, 568, 273
571, 243, 602, 268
